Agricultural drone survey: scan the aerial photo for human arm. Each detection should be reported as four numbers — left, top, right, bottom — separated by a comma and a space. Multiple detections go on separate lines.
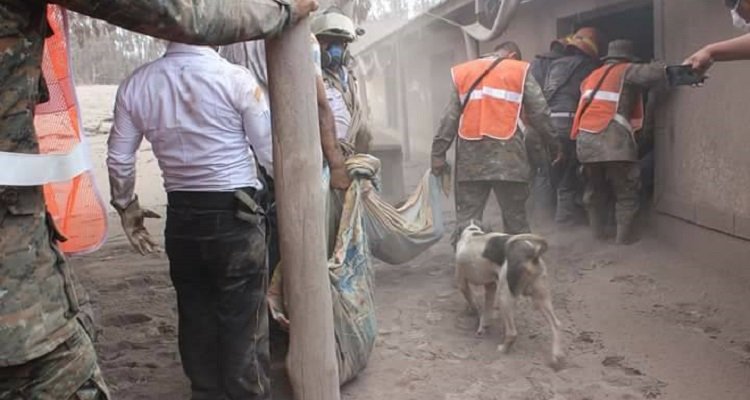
106, 87, 161, 255
430, 87, 461, 175
53, 0, 318, 45
522, 74, 560, 165
624, 62, 667, 89
684, 33, 750, 74
239, 78, 275, 177
317, 76, 351, 190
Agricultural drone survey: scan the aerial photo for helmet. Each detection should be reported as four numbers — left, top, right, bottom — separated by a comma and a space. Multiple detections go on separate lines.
311, 8, 357, 42
567, 27, 600, 58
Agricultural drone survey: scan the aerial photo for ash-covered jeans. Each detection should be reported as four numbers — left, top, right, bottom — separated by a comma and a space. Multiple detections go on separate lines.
165, 190, 269, 400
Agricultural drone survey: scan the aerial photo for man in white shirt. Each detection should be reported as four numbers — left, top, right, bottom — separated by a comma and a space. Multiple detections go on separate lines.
107, 42, 271, 400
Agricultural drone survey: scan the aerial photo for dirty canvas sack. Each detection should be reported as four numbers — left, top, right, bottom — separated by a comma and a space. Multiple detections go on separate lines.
268, 164, 377, 385
348, 154, 446, 265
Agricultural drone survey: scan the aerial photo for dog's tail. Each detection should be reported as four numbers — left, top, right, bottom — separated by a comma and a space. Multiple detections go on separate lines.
505, 234, 548, 296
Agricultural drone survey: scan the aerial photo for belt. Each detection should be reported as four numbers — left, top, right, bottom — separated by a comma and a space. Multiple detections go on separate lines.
167, 188, 258, 210
550, 112, 574, 119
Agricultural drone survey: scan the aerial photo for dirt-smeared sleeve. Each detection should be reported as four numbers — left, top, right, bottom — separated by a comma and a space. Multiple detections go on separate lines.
431, 88, 461, 160
625, 62, 667, 90
53, 0, 291, 44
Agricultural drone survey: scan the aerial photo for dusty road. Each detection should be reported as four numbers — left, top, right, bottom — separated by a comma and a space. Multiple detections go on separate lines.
74, 86, 750, 399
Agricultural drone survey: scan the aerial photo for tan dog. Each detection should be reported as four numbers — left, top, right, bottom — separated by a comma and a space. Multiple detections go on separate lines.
455, 221, 563, 365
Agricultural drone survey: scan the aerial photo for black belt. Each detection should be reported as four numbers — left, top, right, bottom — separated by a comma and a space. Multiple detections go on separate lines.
167, 187, 258, 210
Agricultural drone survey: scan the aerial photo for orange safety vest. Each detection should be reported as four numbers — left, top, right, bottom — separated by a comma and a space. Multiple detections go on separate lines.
37, 6, 108, 255
570, 63, 644, 139
451, 58, 529, 141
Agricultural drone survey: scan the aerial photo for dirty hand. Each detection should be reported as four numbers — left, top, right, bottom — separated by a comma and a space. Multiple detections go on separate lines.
290, 0, 319, 23
114, 196, 162, 255
431, 157, 449, 176
683, 47, 714, 75
330, 164, 352, 190
551, 149, 565, 167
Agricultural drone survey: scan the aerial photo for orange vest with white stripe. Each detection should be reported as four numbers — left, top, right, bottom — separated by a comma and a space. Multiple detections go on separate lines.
570, 63, 644, 139
452, 58, 529, 141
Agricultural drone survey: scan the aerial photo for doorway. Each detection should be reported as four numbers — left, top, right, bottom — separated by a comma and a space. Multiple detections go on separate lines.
558, 0, 660, 229
558, 0, 655, 61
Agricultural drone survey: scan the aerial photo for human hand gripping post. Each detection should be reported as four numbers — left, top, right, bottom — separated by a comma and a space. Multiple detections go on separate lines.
291, 0, 320, 24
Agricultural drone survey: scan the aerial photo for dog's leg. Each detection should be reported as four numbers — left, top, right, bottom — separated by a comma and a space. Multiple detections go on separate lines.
458, 276, 478, 315
532, 276, 564, 366
477, 281, 497, 336
497, 287, 517, 353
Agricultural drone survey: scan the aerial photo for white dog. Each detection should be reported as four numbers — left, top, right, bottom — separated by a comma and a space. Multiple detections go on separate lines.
455, 221, 563, 365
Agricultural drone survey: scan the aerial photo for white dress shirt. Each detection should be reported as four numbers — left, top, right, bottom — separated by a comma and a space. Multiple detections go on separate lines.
326, 83, 352, 142
107, 43, 270, 208
218, 36, 323, 177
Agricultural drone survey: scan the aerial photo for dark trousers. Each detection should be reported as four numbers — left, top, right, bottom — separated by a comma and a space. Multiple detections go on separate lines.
552, 138, 583, 224
165, 190, 269, 400
452, 180, 530, 245
582, 161, 641, 239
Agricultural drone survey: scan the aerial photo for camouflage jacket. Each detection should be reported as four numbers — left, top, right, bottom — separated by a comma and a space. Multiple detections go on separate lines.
0, 0, 291, 366
431, 71, 555, 183
576, 61, 667, 163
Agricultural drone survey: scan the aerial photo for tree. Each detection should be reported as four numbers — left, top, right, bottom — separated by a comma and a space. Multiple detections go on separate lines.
68, 12, 165, 85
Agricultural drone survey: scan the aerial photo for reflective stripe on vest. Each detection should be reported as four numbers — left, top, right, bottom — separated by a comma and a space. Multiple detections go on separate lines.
570, 63, 644, 139
452, 58, 529, 141
0, 142, 91, 186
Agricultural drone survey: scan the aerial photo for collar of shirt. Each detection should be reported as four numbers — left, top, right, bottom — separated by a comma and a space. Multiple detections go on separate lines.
165, 42, 220, 59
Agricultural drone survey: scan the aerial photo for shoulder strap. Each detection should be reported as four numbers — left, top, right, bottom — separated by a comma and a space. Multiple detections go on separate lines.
459, 57, 507, 114
577, 63, 621, 119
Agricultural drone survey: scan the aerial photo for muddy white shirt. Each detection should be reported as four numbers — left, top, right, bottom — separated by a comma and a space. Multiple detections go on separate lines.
218, 35, 323, 176
107, 43, 268, 209
325, 69, 352, 141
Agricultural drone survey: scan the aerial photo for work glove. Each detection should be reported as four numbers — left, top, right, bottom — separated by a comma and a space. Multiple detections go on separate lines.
113, 196, 161, 255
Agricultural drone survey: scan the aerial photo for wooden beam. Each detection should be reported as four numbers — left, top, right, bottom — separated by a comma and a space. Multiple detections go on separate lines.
265, 19, 341, 400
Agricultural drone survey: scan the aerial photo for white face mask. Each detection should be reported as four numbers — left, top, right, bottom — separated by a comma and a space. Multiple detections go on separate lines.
731, 8, 750, 32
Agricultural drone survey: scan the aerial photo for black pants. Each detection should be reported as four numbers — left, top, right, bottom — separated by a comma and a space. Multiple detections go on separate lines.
165, 190, 269, 400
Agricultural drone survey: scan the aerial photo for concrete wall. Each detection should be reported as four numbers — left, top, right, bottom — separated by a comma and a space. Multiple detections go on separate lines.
656, 0, 750, 240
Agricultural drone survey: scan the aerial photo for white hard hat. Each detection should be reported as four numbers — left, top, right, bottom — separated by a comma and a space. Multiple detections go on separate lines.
311, 8, 357, 42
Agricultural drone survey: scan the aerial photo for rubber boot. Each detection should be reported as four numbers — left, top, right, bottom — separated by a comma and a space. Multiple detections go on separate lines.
615, 221, 636, 245
587, 208, 606, 240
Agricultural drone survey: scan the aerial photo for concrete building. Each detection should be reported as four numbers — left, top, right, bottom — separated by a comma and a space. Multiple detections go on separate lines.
355, 0, 750, 265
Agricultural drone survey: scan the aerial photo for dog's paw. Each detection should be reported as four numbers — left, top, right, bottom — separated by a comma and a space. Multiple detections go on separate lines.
475, 327, 486, 337
549, 352, 565, 371
497, 344, 511, 353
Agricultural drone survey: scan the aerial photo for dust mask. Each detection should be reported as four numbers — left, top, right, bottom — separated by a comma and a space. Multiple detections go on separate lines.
731, 9, 750, 31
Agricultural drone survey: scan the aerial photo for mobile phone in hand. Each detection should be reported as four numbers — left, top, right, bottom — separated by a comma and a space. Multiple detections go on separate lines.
666, 65, 706, 87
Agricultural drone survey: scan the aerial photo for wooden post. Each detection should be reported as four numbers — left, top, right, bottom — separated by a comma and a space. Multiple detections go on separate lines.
266, 19, 341, 400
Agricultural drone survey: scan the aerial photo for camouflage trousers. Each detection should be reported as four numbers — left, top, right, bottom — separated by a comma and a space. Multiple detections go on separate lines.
582, 161, 641, 240
453, 180, 530, 245
0, 322, 109, 400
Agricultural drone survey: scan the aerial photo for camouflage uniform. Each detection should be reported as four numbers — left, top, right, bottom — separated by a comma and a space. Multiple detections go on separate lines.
575, 61, 666, 243
0, 0, 293, 398
431, 71, 555, 242
323, 64, 373, 153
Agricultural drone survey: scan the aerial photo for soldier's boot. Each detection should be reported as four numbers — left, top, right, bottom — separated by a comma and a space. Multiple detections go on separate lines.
555, 190, 576, 225
615, 221, 637, 245
615, 209, 639, 245
587, 207, 606, 240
